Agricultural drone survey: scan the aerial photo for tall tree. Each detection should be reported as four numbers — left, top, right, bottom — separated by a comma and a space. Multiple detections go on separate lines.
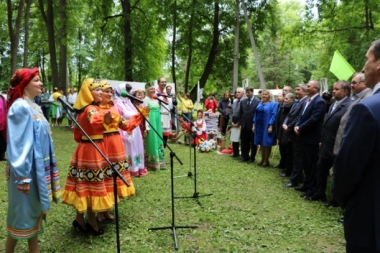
7, 0, 25, 74
23, 0, 32, 67
38, 0, 59, 89
58, 0, 68, 89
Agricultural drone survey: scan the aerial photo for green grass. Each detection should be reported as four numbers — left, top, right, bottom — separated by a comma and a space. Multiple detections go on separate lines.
0, 120, 345, 252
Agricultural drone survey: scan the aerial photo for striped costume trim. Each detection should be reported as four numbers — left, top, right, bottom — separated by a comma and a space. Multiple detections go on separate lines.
7, 213, 44, 240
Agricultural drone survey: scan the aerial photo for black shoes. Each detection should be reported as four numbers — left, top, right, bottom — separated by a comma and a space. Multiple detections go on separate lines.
72, 220, 87, 234
284, 182, 298, 188
86, 223, 104, 236
238, 158, 248, 163
273, 164, 284, 169
338, 217, 344, 223
280, 172, 289, 177
247, 159, 254, 164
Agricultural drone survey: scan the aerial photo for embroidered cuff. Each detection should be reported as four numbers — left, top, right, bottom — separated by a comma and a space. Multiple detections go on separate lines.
15, 178, 32, 184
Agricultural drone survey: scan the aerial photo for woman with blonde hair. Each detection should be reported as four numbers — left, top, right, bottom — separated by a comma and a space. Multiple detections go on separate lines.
252, 89, 278, 167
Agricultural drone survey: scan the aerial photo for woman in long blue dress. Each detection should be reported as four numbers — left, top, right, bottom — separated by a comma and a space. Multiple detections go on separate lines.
253, 90, 278, 167
5, 68, 62, 253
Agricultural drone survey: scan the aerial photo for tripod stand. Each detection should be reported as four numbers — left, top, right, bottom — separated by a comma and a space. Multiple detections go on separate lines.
129, 98, 198, 250
62, 102, 129, 253
174, 113, 213, 208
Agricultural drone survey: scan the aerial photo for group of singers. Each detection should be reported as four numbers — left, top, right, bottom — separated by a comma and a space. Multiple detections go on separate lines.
3, 71, 177, 252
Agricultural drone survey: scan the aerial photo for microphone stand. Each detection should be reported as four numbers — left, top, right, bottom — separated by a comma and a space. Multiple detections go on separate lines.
129, 99, 197, 250
176, 113, 213, 208
61, 104, 129, 253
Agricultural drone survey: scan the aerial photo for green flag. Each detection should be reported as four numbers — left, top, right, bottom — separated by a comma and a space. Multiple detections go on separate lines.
329, 50, 355, 80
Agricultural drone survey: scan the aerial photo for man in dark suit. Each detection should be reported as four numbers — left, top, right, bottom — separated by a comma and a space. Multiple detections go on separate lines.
239, 86, 260, 163
283, 84, 307, 187
306, 81, 351, 202
274, 86, 292, 169
334, 39, 380, 253
294, 80, 326, 197
230, 88, 244, 158
333, 73, 372, 156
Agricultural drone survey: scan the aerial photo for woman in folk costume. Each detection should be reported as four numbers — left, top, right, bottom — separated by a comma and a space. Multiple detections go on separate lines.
113, 83, 148, 177
192, 110, 208, 146
131, 89, 150, 174
97, 80, 143, 222
144, 82, 166, 170
62, 78, 114, 236
5, 68, 62, 253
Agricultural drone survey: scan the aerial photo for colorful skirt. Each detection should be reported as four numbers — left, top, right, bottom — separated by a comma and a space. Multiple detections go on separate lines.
103, 132, 135, 199
62, 140, 113, 213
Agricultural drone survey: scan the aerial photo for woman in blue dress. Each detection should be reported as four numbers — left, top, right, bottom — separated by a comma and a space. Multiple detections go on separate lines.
252, 90, 278, 167
5, 68, 62, 253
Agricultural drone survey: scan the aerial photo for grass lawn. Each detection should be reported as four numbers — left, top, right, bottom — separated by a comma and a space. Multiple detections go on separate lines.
0, 121, 345, 252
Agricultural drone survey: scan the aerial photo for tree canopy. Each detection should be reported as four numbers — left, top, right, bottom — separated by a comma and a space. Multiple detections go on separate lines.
2, 0, 380, 95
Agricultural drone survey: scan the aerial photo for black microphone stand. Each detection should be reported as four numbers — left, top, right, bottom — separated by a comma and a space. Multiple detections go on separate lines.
176, 113, 213, 208
62, 103, 129, 253
129, 99, 197, 250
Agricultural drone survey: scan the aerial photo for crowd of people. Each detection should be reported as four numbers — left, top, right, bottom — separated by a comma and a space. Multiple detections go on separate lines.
3, 39, 380, 252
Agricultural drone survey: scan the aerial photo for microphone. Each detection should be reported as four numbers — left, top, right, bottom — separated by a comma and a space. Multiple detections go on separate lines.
152, 94, 168, 105
53, 93, 75, 112
120, 91, 144, 104
156, 92, 171, 98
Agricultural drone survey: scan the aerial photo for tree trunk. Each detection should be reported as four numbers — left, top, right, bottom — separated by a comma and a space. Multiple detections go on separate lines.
23, 0, 32, 67
38, 0, 59, 90
7, 0, 25, 74
58, 0, 68, 91
121, 0, 133, 81
77, 30, 83, 88
184, 0, 196, 93
189, 2, 220, 100
171, 0, 177, 86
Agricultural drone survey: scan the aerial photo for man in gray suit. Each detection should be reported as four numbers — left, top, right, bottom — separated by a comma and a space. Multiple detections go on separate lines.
333, 73, 372, 155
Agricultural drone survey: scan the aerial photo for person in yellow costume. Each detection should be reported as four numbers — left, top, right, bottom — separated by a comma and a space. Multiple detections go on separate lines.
62, 78, 114, 236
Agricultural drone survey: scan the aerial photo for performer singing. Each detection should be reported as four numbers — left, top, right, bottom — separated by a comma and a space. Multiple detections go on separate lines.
114, 84, 148, 177
144, 82, 166, 170
97, 80, 143, 222
156, 77, 172, 147
62, 78, 114, 236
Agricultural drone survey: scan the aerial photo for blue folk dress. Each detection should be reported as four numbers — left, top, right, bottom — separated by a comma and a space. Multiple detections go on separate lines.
253, 101, 278, 147
6, 97, 62, 240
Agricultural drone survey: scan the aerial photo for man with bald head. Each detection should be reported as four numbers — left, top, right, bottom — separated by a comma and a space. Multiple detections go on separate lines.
334, 39, 380, 253
294, 80, 326, 198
